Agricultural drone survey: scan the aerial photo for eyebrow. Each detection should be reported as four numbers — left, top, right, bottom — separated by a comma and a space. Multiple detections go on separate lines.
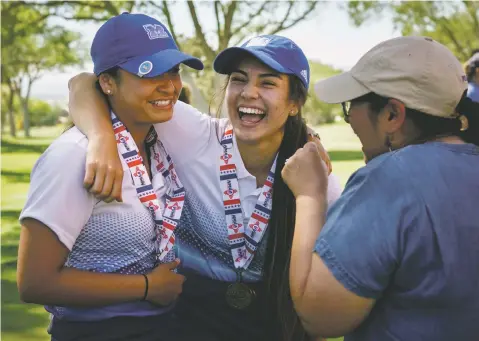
231, 69, 282, 79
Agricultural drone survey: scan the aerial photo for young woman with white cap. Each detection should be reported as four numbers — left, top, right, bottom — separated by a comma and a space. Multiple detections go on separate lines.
17, 13, 204, 341
67, 35, 342, 341
282, 36, 479, 341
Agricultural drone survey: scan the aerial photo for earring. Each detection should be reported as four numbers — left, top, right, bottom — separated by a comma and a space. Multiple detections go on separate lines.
459, 115, 469, 131
107, 90, 112, 95
386, 134, 393, 152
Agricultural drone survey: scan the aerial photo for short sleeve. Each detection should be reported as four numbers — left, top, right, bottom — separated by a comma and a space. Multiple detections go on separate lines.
326, 173, 342, 206
19, 142, 96, 250
315, 156, 420, 299
154, 101, 223, 163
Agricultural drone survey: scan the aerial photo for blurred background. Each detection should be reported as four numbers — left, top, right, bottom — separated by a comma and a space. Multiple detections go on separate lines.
1, 1, 478, 340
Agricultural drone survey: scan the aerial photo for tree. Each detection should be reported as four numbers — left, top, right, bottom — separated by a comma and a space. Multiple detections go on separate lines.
345, 1, 479, 61
1, 1, 49, 137
2, 2, 84, 137
143, 1, 320, 111
2, 1, 322, 123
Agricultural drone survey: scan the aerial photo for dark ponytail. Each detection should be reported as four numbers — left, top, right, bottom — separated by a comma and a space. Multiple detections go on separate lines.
263, 75, 311, 341
456, 91, 479, 146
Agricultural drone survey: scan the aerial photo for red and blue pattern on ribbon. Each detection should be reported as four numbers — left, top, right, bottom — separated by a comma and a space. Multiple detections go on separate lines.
112, 112, 185, 262
220, 126, 276, 269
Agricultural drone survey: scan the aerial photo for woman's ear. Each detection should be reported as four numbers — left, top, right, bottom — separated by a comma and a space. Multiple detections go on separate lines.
288, 103, 300, 117
98, 73, 117, 96
383, 98, 406, 133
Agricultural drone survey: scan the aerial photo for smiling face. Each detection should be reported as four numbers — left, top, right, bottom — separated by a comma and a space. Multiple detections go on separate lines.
99, 66, 182, 126
346, 95, 409, 163
225, 56, 298, 145
347, 101, 389, 162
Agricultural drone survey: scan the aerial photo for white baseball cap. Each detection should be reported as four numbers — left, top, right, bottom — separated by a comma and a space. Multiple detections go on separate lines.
315, 36, 468, 118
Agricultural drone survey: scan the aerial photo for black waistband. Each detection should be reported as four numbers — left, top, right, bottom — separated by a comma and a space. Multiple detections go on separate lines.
181, 270, 265, 298
49, 313, 174, 341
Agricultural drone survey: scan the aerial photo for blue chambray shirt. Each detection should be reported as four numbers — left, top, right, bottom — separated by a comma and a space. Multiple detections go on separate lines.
468, 82, 479, 103
315, 142, 479, 341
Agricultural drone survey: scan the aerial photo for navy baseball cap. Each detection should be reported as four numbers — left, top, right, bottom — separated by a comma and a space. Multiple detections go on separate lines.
213, 35, 310, 89
91, 12, 204, 77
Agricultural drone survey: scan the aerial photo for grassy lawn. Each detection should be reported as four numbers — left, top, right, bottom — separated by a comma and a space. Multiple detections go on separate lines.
1, 123, 362, 341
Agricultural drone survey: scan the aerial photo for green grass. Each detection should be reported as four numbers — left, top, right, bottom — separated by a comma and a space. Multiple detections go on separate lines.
1, 123, 362, 341
2, 126, 65, 341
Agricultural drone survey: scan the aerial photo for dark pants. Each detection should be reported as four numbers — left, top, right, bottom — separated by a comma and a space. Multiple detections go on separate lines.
172, 271, 275, 341
49, 313, 175, 341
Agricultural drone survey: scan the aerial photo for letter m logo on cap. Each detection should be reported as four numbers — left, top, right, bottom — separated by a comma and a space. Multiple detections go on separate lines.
143, 24, 168, 40
246, 37, 271, 48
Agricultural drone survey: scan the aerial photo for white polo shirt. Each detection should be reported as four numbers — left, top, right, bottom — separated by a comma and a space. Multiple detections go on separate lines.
155, 101, 342, 282
20, 127, 169, 321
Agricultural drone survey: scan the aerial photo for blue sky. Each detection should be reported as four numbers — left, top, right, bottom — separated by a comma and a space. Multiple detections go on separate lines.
31, 2, 400, 101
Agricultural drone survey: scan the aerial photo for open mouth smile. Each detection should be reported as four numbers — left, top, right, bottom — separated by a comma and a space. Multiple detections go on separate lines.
238, 106, 266, 123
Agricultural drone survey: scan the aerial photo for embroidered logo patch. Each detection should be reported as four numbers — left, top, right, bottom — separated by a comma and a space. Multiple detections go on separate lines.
246, 37, 271, 48
301, 69, 308, 81
143, 24, 168, 40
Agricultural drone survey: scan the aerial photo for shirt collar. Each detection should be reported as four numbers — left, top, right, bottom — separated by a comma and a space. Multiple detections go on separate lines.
231, 132, 256, 180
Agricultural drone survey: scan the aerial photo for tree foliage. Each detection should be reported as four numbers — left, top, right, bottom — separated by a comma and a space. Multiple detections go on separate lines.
2, 1, 84, 137
346, 1, 479, 61
141, 1, 320, 108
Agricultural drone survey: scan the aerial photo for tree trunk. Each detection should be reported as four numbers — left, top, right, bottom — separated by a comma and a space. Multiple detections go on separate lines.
21, 77, 35, 138
22, 97, 31, 138
7, 83, 16, 137
180, 68, 209, 114
1, 102, 6, 134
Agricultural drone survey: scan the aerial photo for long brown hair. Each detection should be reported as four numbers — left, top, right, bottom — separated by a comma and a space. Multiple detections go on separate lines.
213, 74, 311, 341
264, 75, 310, 341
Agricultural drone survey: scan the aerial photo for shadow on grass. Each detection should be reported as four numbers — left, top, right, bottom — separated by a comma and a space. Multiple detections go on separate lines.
1, 170, 30, 183
2, 274, 50, 338
1, 140, 49, 154
2, 210, 21, 266
328, 150, 364, 162
2, 210, 21, 220
1, 208, 50, 339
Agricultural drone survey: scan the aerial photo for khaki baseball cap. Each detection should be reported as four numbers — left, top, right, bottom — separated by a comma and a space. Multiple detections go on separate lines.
315, 36, 468, 118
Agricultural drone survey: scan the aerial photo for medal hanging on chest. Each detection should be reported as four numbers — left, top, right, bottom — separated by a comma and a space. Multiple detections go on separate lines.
219, 126, 276, 309
112, 112, 185, 262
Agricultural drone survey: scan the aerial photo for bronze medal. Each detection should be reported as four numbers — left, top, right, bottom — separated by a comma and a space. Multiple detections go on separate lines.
225, 282, 255, 309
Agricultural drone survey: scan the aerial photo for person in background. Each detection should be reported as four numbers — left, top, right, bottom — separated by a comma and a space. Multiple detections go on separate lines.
466, 51, 479, 102
282, 36, 479, 341
17, 13, 204, 341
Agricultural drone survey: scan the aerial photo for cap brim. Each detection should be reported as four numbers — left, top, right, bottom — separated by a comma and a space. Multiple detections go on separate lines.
120, 49, 204, 77
314, 71, 370, 104
213, 47, 289, 75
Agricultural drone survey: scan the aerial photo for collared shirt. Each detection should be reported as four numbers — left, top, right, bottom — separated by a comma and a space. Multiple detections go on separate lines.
20, 127, 170, 321
156, 101, 342, 282
315, 142, 479, 341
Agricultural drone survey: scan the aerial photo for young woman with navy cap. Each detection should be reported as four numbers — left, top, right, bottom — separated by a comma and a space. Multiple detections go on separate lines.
67, 32, 342, 340
17, 13, 204, 341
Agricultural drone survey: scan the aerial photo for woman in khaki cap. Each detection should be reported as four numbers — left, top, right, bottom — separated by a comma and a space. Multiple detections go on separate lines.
282, 36, 479, 341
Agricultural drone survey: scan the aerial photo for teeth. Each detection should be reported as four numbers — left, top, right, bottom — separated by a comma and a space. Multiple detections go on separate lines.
238, 107, 265, 115
151, 100, 171, 106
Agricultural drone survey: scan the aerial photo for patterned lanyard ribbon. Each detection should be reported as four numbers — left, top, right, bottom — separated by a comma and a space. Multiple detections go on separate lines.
219, 126, 276, 270
112, 112, 185, 262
